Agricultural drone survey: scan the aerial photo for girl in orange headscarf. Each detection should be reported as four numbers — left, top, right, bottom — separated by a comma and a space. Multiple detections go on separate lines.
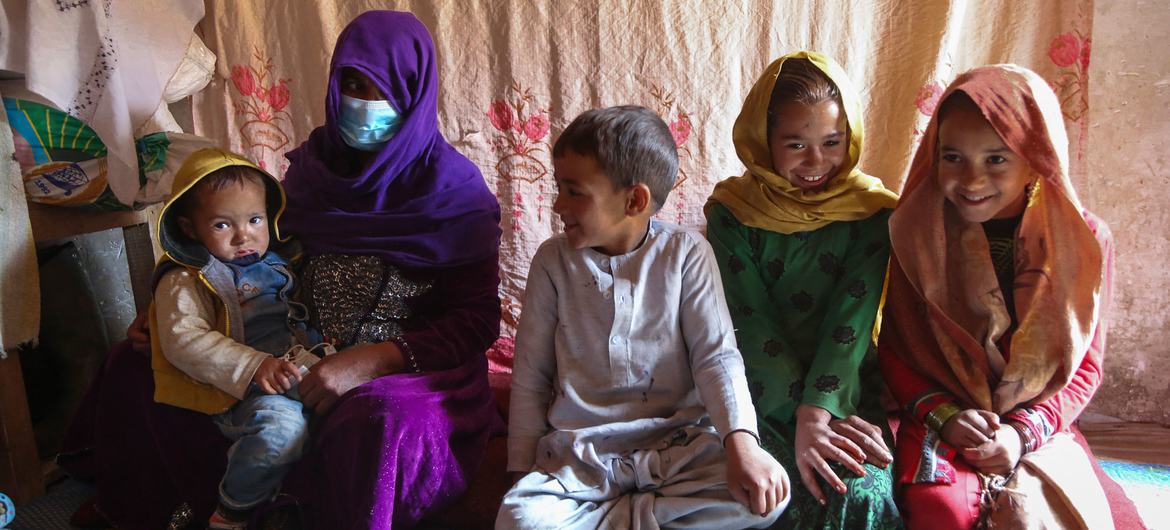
879, 65, 1115, 529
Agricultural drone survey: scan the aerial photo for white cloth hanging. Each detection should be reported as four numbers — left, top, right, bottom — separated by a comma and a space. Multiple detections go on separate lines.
0, 85, 39, 357
0, 0, 204, 206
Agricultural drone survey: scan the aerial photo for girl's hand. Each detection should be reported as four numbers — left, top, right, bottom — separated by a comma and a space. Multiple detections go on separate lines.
298, 341, 404, 415
126, 312, 151, 355
252, 357, 302, 394
828, 415, 893, 468
725, 431, 789, 517
961, 424, 1023, 475
794, 404, 867, 505
940, 409, 999, 448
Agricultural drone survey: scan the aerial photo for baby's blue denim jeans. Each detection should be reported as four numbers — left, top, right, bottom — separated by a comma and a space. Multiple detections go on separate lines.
212, 390, 309, 511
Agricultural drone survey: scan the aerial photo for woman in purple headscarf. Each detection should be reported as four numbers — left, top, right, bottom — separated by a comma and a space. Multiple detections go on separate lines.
278, 9, 503, 527
61, 11, 503, 529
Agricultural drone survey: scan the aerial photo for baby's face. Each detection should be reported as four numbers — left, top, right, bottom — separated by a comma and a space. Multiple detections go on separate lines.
936, 102, 1033, 223
767, 99, 847, 192
180, 179, 270, 261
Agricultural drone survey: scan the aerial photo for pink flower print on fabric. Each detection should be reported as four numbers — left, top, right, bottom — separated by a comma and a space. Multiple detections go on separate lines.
1047, 31, 1091, 122
915, 82, 944, 116
648, 84, 694, 191
268, 82, 291, 111
524, 113, 550, 143
231, 65, 256, 96
1048, 33, 1083, 68
487, 83, 550, 183
230, 49, 295, 156
488, 100, 515, 132
669, 116, 691, 147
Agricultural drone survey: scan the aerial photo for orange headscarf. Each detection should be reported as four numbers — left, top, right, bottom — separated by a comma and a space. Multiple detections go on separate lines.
884, 65, 1105, 414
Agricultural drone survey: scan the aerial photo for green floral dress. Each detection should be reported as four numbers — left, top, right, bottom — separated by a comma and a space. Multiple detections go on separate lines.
706, 203, 902, 529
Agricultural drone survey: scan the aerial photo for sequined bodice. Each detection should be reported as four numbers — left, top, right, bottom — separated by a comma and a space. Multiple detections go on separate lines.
302, 254, 434, 347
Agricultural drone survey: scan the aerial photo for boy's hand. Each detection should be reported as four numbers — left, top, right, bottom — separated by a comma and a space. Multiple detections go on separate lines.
253, 357, 302, 394
940, 408, 999, 448
961, 424, 1023, 475
793, 404, 867, 505
725, 431, 789, 517
828, 415, 894, 468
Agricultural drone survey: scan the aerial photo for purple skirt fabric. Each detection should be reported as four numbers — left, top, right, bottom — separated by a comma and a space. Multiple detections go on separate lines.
59, 341, 502, 529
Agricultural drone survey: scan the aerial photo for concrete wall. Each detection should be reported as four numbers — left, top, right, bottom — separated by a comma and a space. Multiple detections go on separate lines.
1083, 0, 1170, 424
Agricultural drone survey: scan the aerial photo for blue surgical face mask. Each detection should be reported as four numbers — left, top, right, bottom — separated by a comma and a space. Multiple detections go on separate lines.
337, 94, 403, 151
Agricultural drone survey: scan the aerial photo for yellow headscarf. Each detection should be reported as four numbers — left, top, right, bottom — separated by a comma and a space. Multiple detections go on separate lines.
707, 51, 897, 233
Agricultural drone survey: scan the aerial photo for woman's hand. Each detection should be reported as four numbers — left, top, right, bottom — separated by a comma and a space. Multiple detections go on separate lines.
252, 357, 302, 394
298, 341, 404, 415
828, 415, 893, 468
725, 431, 789, 517
794, 404, 867, 504
940, 408, 999, 448
961, 424, 1023, 475
126, 312, 151, 355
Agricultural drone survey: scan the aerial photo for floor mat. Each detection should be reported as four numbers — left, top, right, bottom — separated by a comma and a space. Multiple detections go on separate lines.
1101, 460, 1170, 529
6, 479, 93, 529
7, 463, 1170, 529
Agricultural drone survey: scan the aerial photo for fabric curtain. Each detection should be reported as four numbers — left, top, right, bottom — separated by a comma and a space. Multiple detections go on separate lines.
191, 0, 1094, 345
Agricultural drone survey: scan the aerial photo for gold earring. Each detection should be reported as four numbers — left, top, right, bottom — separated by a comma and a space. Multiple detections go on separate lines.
1026, 178, 1040, 208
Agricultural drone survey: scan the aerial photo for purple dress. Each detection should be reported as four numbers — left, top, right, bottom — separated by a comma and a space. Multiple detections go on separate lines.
60, 10, 503, 529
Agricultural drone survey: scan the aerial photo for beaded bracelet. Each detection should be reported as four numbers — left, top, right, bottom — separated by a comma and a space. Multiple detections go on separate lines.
925, 402, 962, 432
392, 336, 421, 373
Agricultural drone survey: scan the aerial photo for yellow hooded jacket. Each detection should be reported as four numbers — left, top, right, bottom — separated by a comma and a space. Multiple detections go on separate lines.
149, 148, 293, 414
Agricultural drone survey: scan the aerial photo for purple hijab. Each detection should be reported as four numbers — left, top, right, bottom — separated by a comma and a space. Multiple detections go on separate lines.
283, 11, 501, 269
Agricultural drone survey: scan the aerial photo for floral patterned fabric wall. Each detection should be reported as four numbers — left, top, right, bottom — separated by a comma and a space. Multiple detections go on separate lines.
192, 0, 1094, 372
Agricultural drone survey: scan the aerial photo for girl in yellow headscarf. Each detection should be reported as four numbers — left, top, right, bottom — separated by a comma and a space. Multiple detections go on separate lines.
705, 51, 901, 528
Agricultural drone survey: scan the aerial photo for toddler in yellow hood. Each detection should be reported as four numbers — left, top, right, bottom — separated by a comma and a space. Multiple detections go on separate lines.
150, 147, 323, 529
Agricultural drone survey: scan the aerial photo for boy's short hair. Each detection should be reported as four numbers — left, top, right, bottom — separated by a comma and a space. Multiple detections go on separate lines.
768, 58, 842, 127
552, 106, 679, 210
174, 165, 268, 219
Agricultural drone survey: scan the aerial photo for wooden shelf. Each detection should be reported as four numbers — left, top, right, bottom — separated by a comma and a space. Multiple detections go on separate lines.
26, 203, 160, 243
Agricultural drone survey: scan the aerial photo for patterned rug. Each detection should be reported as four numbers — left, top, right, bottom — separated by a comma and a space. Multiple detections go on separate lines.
5, 479, 93, 529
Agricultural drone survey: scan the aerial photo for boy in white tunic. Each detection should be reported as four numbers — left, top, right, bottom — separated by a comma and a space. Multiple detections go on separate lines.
497, 106, 790, 529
